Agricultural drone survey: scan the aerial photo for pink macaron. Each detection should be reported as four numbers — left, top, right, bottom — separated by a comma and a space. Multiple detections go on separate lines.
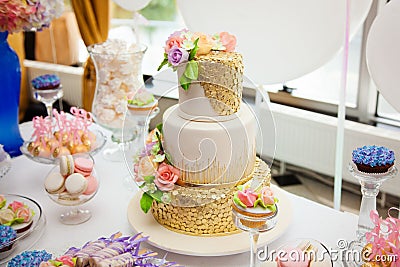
74, 157, 94, 177
83, 175, 98, 195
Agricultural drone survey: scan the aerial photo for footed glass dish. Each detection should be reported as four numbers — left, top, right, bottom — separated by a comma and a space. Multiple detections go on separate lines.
232, 205, 278, 267
45, 154, 100, 225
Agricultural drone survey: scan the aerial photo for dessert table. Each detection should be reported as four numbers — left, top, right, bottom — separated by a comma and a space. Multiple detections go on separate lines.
0, 122, 359, 266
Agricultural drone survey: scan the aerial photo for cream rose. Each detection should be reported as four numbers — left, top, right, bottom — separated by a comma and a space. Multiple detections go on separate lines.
137, 156, 159, 181
154, 163, 180, 191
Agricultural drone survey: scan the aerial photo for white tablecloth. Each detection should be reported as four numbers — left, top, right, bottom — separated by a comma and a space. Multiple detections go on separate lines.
0, 122, 358, 266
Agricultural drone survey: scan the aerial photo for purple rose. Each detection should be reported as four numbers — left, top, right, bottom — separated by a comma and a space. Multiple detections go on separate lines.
168, 46, 189, 66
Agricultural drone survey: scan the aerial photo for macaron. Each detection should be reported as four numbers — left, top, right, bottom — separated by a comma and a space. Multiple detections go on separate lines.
83, 175, 98, 195
44, 172, 65, 194
65, 173, 88, 196
60, 155, 74, 177
74, 157, 94, 177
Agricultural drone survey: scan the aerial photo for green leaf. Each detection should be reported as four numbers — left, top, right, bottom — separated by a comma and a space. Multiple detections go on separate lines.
179, 74, 192, 91
149, 190, 163, 203
0, 200, 5, 209
156, 123, 163, 133
143, 176, 155, 184
189, 38, 199, 60
140, 193, 153, 213
157, 55, 169, 71
254, 198, 267, 208
184, 61, 198, 80
164, 153, 173, 165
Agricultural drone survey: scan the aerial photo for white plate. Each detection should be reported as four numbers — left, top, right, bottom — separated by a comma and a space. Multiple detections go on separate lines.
127, 184, 292, 256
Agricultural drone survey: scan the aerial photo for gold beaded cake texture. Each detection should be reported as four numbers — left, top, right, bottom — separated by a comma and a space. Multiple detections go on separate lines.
196, 52, 244, 116
151, 158, 271, 236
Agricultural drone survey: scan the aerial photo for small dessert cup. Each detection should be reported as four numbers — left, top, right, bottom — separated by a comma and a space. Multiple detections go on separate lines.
45, 153, 100, 225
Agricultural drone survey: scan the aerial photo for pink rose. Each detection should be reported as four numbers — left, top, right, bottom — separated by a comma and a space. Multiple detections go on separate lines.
237, 189, 258, 207
260, 187, 275, 205
154, 163, 179, 191
55, 255, 75, 267
15, 207, 32, 223
192, 33, 213, 56
165, 36, 184, 53
8, 201, 24, 212
219, 32, 236, 52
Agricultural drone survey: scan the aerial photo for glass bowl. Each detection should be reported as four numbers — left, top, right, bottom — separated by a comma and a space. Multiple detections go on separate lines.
20, 130, 106, 164
0, 194, 45, 261
44, 153, 100, 224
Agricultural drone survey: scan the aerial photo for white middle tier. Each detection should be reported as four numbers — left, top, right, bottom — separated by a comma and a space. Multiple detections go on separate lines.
163, 103, 256, 185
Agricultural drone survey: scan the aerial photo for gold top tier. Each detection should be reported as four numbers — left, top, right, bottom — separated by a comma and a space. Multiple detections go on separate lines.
196, 51, 244, 116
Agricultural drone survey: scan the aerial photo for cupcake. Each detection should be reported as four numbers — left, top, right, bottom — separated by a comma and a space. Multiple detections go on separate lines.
352, 145, 395, 173
31, 74, 61, 90
232, 185, 278, 228
127, 89, 158, 116
0, 225, 17, 255
7, 250, 52, 267
7, 200, 35, 234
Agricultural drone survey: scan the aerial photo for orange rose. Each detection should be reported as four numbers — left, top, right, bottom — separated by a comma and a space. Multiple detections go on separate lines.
154, 163, 179, 191
165, 36, 183, 53
220, 32, 236, 52
193, 33, 213, 56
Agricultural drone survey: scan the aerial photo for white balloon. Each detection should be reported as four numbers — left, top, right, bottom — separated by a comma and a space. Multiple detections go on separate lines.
366, 1, 400, 112
177, 0, 372, 85
113, 0, 151, 11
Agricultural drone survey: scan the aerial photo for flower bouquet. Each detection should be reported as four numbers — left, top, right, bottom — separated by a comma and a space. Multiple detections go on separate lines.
157, 29, 236, 90
0, 0, 64, 33
133, 124, 180, 213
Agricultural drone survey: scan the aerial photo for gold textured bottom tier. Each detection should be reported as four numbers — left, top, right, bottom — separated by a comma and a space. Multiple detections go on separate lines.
151, 158, 271, 236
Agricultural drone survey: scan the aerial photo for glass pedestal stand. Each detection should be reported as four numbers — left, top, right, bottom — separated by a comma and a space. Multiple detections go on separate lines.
123, 106, 160, 189
343, 163, 397, 267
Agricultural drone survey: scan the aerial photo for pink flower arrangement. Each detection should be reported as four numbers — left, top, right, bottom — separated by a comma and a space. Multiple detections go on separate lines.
0, 0, 64, 34
134, 125, 181, 213
158, 29, 237, 90
234, 185, 278, 209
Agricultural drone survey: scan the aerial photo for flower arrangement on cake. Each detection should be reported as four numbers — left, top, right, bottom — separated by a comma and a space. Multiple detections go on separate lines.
361, 209, 400, 266
0, 0, 64, 33
157, 29, 237, 90
133, 124, 179, 213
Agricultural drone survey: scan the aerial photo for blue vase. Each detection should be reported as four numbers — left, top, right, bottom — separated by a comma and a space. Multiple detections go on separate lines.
0, 31, 23, 157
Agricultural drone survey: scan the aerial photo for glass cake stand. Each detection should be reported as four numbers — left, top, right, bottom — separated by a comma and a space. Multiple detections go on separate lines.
343, 163, 397, 267
232, 206, 278, 267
